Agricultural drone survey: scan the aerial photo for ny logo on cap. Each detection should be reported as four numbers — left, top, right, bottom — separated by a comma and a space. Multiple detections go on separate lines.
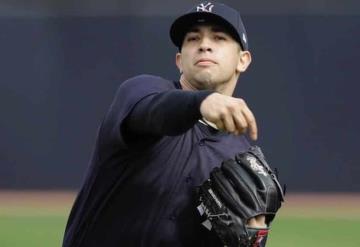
197, 2, 214, 12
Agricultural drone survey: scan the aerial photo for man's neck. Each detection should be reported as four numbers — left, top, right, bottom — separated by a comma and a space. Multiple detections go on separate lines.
179, 76, 198, 91
179, 74, 237, 96
178, 73, 242, 132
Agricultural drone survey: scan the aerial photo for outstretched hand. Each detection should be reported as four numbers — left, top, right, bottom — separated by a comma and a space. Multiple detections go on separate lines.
200, 93, 258, 140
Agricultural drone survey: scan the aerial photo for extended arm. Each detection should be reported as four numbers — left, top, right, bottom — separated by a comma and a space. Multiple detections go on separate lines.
125, 89, 212, 136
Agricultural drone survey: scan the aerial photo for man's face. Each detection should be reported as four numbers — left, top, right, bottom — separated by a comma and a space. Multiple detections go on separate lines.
176, 23, 250, 91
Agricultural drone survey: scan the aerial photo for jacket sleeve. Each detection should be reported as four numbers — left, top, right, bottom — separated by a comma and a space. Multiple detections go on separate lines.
100, 74, 213, 149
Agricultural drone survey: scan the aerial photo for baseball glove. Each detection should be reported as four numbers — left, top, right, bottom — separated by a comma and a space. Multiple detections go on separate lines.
197, 146, 285, 247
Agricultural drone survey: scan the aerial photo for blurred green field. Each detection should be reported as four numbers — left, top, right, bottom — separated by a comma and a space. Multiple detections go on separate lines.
268, 217, 360, 247
0, 215, 66, 247
0, 192, 359, 247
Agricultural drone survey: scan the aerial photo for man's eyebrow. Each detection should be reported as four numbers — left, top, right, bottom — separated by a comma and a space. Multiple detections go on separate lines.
211, 26, 228, 33
186, 25, 228, 34
187, 27, 200, 33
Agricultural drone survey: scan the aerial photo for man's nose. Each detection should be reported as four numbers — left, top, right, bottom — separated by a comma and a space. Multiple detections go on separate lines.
198, 37, 213, 52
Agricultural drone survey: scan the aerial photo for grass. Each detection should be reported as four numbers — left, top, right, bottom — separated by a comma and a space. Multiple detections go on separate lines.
0, 192, 359, 247
268, 217, 360, 247
1, 213, 359, 247
0, 215, 67, 247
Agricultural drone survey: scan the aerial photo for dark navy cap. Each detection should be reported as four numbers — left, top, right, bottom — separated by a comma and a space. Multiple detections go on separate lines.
170, 2, 249, 50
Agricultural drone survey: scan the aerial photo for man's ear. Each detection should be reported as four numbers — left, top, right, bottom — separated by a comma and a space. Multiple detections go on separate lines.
176, 52, 183, 73
236, 50, 252, 73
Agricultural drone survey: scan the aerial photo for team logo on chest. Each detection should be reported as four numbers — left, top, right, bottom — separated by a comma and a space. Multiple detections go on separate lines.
197, 2, 214, 12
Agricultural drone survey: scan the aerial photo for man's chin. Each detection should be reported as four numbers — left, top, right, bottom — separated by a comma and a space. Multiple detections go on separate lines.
195, 71, 214, 84
195, 79, 215, 90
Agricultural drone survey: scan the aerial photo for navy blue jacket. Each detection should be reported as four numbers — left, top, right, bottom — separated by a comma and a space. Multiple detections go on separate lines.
63, 75, 250, 247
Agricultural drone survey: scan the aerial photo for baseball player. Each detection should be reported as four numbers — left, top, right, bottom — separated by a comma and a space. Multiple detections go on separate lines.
62, 2, 278, 247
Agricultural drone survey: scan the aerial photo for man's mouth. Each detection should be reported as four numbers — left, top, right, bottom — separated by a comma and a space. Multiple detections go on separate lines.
195, 59, 217, 66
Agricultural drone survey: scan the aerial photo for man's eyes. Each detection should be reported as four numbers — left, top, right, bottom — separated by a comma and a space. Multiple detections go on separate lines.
214, 35, 227, 40
186, 35, 227, 42
186, 36, 199, 41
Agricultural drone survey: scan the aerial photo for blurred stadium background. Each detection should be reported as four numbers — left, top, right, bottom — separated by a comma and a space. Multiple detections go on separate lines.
1, 0, 359, 246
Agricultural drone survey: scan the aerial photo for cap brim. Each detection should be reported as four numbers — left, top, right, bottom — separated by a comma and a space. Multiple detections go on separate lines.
170, 12, 241, 49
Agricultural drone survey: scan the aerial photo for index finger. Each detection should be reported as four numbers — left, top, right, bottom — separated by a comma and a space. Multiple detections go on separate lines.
241, 106, 258, 141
